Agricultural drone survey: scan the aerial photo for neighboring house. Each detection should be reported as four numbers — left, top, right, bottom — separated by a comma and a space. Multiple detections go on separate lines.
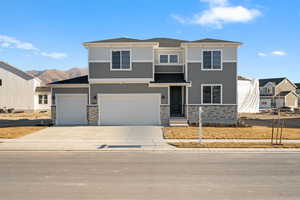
295, 83, 300, 107
0, 61, 51, 111
49, 37, 241, 126
259, 77, 298, 109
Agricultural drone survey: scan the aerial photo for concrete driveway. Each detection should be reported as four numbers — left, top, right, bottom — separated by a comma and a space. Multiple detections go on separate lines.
0, 126, 170, 151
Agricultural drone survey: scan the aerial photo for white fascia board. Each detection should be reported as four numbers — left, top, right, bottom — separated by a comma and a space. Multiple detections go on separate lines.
49, 84, 89, 88
181, 43, 242, 48
148, 82, 192, 87
89, 78, 153, 84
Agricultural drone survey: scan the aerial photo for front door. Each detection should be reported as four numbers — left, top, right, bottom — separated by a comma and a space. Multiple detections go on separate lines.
170, 86, 183, 117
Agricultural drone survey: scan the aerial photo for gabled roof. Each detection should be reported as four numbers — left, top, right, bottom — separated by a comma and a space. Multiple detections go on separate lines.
277, 91, 299, 97
238, 76, 251, 81
84, 37, 241, 47
295, 83, 300, 89
0, 61, 34, 80
49, 75, 88, 84
144, 38, 188, 47
259, 78, 286, 87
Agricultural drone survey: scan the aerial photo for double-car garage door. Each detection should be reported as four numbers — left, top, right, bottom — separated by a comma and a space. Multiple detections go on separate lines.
55, 93, 161, 125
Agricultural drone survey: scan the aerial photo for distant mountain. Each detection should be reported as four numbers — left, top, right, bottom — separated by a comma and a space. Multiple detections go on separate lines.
27, 67, 88, 84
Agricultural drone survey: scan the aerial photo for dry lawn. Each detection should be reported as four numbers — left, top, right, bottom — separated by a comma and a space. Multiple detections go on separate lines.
0, 111, 50, 120
0, 126, 47, 139
164, 126, 300, 140
170, 142, 300, 148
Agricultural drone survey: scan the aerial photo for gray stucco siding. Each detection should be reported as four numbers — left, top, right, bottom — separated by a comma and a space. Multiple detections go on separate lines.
155, 65, 183, 73
89, 62, 153, 79
90, 84, 168, 104
52, 87, 89, 105
187, 62, 237, 104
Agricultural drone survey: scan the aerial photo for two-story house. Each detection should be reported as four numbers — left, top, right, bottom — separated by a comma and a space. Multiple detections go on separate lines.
259, 77, 298, 109
49, 38, 241, 126
295, 83, 300, 107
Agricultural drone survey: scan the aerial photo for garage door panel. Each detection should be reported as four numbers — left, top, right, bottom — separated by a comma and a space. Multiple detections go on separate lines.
99, 94, 160, 125
56, 94, 87, 125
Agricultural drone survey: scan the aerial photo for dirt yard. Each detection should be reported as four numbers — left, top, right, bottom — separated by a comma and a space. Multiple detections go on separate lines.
164, 126, 300, 139
0, 110, 51, 120
0, 126, 47, 139
169, 142, 300, 148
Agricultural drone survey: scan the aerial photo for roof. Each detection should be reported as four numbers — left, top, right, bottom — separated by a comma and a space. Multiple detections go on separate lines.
0, 61, 34, 80
295, 83, 300, 89
84, 37, 241, 47
49, 75, 88, 84
259, 78, 286, 87
238, 76, 251, 81
35, 86, 51, 92
151, 73, 187, 83
277, 91, 299, 97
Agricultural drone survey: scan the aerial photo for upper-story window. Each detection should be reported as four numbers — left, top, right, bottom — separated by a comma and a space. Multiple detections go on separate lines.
39, 95, 48, 105
111, 50, 131, 70
202, 50, 222, 70
0, 79, 2, 86
159, 54, 178, 64
202, 84, 222, 104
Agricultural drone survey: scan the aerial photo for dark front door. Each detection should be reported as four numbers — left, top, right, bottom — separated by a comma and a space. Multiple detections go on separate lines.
170, 86, 183, 117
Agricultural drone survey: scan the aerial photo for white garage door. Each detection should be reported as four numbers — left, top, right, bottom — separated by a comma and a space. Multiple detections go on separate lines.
98, 94, 161, 125
56, 94, 87, 125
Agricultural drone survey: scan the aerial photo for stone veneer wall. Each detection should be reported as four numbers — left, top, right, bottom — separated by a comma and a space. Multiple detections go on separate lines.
87, 105, 98, 125
188, 105, 237, 125
160, 105, 170, 126
51, 105, 56, 124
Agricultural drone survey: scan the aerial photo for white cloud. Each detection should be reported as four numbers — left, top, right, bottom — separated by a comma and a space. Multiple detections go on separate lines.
40, 52, 67, 59
271, 51, 287, 56
0, 35, 38, 50
0, 34, 67, 59
258, 52, 267, 57
172, 0, 261, 29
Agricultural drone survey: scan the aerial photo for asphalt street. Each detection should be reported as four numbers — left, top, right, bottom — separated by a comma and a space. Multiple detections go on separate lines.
0, 151, 300, 200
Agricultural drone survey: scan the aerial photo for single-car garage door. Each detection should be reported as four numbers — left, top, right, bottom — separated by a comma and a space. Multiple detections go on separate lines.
56, 94, 87, 125
98, 94, 161, 125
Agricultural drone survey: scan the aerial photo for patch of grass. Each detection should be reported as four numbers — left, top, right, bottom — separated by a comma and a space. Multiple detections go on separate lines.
164, 126, 300, 140
169, 142, 300, 148
0, 126, 47, 139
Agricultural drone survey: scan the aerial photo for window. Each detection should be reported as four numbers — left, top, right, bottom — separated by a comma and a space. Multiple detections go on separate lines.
39, 95, 48, 104
159, 54, 178, 64
202, 50, 222, 70
111, 50, 130, 70
0, 79, 2, 86
202, 85, 222, 104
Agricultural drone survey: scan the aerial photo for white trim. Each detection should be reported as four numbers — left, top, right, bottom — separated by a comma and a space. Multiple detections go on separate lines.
149, 82, 192, 87
89, 60, 110, 63
50, 84, 89, 88
201, 84, 223, 105
110, 49, 132, 71
158, 53, 180, 65
201, 49, 223, 71
132, 60, 153, 63
188, 60, 202, 63
89, 78, 153, 84
97, 93, 161, 125
181, 43, 241, 48
223, 60, 237, 63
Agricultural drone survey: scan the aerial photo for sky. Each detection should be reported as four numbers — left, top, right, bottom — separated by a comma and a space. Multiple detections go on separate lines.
0, 0, 299, 82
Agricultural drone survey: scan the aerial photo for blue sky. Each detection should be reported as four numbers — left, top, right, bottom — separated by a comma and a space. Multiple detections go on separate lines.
0, 0, 299, 81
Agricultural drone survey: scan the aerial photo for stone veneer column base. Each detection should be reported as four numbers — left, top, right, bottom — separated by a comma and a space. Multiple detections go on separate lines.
160, 105, 170, 126
51, 105, 56, 125
187, 105, 237, 125
87, 104, 99, 125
